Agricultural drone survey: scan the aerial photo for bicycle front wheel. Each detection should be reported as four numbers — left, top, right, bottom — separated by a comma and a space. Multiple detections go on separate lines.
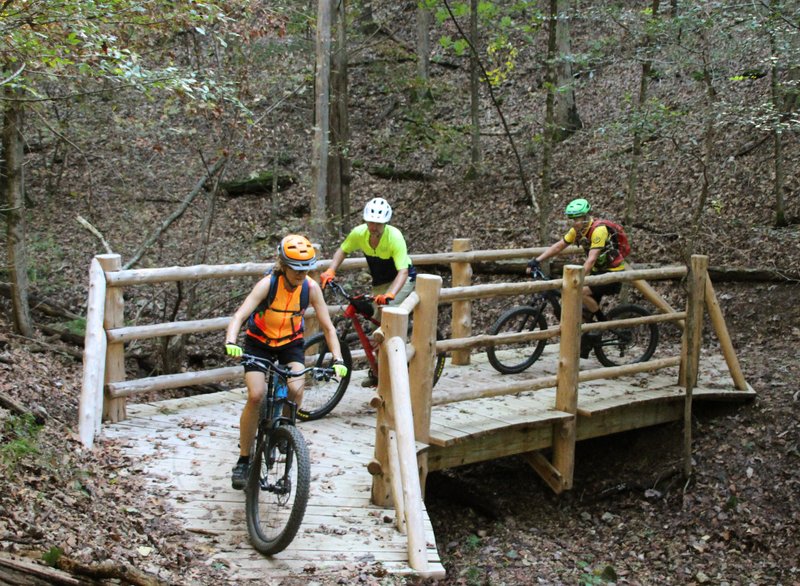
246, 425, 310, 555
486, 306, 548, 374
593, 304, 659, 367
298, 332, 351, 421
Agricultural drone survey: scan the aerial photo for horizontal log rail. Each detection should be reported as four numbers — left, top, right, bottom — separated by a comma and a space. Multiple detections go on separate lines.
435, 311, 686, 354
431, 356, 682, 406
103, 247, 577, 287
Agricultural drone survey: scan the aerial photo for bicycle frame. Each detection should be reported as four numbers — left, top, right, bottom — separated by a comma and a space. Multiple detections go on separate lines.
328, 281, 381, 375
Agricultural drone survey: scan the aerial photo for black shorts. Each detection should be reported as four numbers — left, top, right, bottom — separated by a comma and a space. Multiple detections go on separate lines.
589, 282, 621, 304
242, 338, 305, 373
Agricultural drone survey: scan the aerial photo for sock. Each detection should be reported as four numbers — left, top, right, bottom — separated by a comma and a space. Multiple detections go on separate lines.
237, 455, 249, 464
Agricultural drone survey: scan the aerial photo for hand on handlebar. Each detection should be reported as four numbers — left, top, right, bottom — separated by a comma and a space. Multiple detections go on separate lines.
374, 292, 394, 306
320, 269, 336, 289
332, 361, 348, 378
225, 343, 243, 357
526, 259, 541, 274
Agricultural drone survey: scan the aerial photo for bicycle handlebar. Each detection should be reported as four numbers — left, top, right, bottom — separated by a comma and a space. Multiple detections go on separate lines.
325, 279, 374, 304
530, 267, 547, 280
240, 353, 335, 381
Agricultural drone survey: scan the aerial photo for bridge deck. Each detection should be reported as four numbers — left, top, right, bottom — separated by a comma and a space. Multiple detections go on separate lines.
104, 346, 753, 582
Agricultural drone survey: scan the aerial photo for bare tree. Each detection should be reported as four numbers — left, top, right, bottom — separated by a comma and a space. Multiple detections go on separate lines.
328, 0, 351, 236
311, 0, 333, 242
2, 87, 33, 336
553, 0, 582, 141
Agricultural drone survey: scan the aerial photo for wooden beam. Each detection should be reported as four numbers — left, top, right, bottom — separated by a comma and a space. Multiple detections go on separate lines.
79, 258, 107, 449
450, 238, 473, 365
106, 366, 241, 398
704, 280, 748, 390
97, 254, 126, 422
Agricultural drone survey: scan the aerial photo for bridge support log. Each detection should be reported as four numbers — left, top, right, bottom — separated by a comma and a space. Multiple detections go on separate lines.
98, 254, 126, 423
450, 239, 472, 365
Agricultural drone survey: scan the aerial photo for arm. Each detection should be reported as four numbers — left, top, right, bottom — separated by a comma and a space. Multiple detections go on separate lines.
224, 276, 272, 344
536, 239, 568, 263
320, 247, 346, 287
308, 280, 344, 362
383, 267, 408, 299
584, 247, 602, 275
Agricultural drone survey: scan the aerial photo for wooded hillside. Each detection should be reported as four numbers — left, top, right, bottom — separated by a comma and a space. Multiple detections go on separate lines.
1, 1, 798, 584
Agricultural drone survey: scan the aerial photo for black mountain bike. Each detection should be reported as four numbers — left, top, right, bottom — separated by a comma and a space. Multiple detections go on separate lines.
240, 353, 334, 555
299, 279, 446, 421
487, 268, 659, 374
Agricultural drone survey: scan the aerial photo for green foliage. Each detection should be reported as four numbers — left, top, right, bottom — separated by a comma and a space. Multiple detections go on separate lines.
42, 546, 64, 567
1, 414, 42, 470
465, 533, 481, 549
577, 559, 618, 585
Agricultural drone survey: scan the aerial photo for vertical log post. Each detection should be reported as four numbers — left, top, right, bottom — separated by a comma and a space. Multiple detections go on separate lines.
387, 431, 406, 534
408, 274, 442, 495
371, 307, 409, 506
704, 279, 747, 390
551, 264, 583, 491
682, 255, 708, 477
97, 254, 126, 422
79, 258, 107, 448
449, 238, 472, 365
386, 334, 428, 572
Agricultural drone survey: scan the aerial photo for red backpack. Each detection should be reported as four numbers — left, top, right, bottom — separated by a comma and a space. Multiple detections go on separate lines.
589, 219, 631, 267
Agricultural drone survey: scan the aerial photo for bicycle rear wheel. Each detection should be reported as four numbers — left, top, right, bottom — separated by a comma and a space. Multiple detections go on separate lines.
593, 304, 659, 367
298, 332, 352, 421
246, 425, 310, 555
432, 329, 446, 386
487, 305, 548, 374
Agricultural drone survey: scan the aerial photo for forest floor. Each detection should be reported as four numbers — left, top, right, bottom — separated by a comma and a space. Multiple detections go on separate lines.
2, 3, 800, 584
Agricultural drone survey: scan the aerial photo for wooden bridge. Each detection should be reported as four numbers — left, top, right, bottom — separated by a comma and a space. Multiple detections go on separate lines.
81, 244, 755, 580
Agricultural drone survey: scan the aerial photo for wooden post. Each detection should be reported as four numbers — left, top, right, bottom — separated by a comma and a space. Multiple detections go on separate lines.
97, 254, 126, 422
449, 238, 472, 365
387, 432, 406, 534
682, 255, 708, 477
704, 279, 747, 390
551, 264, 582, 491
79, 258, 107, 448
408, 274, 441, 495
386, 335, 428, 572
371, 307, 408, 506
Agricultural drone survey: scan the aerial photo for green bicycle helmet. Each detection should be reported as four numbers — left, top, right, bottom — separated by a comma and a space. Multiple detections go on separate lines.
565, 198, 591, 218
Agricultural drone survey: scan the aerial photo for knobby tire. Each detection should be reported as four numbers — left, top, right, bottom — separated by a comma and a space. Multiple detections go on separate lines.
593, 304, 659, 367
297, 333, 352, 421
487, 305, 549, 374
246, 424, 310, 555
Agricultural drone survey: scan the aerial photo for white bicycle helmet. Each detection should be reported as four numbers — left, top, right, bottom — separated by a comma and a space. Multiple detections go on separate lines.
363, 197, 392, 223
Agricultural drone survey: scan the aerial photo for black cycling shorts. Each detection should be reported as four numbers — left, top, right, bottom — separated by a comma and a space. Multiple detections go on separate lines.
242, 338, 305, 374
589, 282, 622, 304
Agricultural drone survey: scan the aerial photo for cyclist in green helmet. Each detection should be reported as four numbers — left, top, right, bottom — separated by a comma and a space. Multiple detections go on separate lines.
527, 198, 627, 325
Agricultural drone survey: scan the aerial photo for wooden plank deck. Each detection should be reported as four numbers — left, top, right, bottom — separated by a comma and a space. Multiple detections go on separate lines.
103, 367, 446, 582
104, 344, 753, 582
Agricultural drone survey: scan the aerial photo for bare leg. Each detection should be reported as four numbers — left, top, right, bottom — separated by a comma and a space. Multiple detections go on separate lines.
239, 371, 266, 458
285, 360, 305, 413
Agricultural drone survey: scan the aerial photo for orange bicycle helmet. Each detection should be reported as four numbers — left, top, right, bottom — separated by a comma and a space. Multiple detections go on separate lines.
278, 234, 317, 270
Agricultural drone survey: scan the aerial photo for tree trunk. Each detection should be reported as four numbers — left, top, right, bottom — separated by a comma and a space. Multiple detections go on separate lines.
624, 0, 659, 226
539, 0, 558, 243
311, 0, 333, 242
2, 87, 33, 337
416, 2, 431, 82
769, 8, 788, 228
328, 0, 351, 237
468, 0, 481, 176
553, 0, 582, 141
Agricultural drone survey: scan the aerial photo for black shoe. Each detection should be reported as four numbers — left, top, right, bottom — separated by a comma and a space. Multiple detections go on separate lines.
361, 371, 378, 388
231, 460, 250, 490
580, 332, 601, 359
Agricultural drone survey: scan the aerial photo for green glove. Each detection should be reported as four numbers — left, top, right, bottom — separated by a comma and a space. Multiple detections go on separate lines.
225, 343, 243, 357
332, 361, 348, 378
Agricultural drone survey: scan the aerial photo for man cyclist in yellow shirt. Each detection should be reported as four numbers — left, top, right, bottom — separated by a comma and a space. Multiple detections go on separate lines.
319, 197, 415, 386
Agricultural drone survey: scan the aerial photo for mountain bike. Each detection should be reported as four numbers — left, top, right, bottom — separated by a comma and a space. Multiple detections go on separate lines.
240, 353, 334, 555
486, 268, 659, 374
298, 279, 446, 421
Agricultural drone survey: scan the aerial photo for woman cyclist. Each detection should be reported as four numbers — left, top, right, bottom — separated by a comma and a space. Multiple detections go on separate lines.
224, 234, 348, 490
